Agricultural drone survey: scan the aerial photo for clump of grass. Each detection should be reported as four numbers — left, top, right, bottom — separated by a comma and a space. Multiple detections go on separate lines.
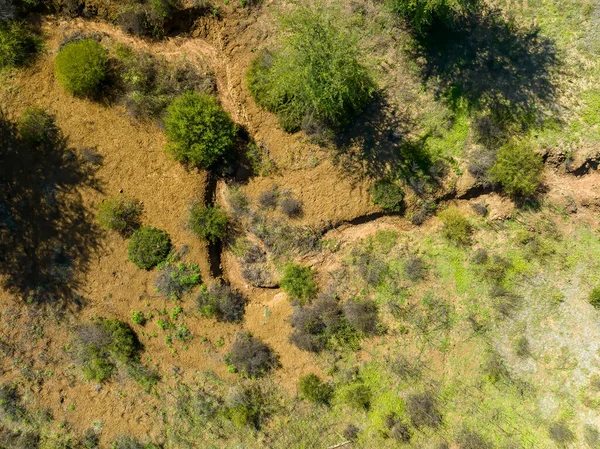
131, 311, 146, 326
97, 195, 143, 237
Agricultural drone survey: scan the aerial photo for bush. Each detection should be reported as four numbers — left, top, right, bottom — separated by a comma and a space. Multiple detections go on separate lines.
196, 283, 247, 322
298, 374, 333, 405
0, 383, 25, 421
224, 385, 270, 430
548, 422, 576, 447
342, 298, 379, 335
589, 286, 600, 309
280, 263, 318, 304
0, 21, 41, 70
165, 91, 236, 169
279, 197, 303, 218
111, 436, 160, 449
155, 260, 201, 299
128, 226, 171, 270
55, 38, 107, 97
386, 414, 412, 443
97, 195, 143, 236
406, 392, 441, 428
227, 332, 278, 377
369, 179, 405, 212
226, 185, 250, 218
403, 256, 427, 282
189, 203, 229, 243
342, 424, 360, 440
340, 383, 372, 410
246, 3, 374, 133
457, 430, 491, 449
489, 139, 543, 197
439, 207, 473, 246
131, 311, 146, 326
18, 107, 58, 145
388, 0, 475, 32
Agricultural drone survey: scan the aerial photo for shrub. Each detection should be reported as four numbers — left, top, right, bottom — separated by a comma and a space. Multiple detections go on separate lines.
584, 425, 600, 448
165, 91, 236, 169
342, 424, 360, 440
548, 422, 576, 447
439, 207, 473, 246
246, 3, 374, 133
258, 185, 279, 209
127, 226, 171, 270
342, 298, 379, 335
97, 195, 143, 236
131, 311, 146, 326
589, 286, 600, 309
390, 354, 422, 380
489, 139, 543, 197
0, 383, 25, 421
386, 414, 412, 443
406, 392, 442, 428
388, 0, 474, 32
0, 21, 41, 70
457, 430, 491, 449
224, 385, 269, 430
279, 197, 303, 218
280, 263, 318, 304
196, 283, 247, 322
403, 256, 427, 282
369, 179, 405, 212
298, 374, 333, 405
55, 38, 107, 97
155, 260, 201, 299
227, 332, 278, 377
189, 203, 228, 243
226, 185, 250, 218
513, 336, 529, 357
18, 107, 58, 145
111, 436, 160, 449
340, 383, 372, 410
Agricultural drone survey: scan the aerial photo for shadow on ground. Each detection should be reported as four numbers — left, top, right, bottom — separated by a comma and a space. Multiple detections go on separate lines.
0, 111, 102, 308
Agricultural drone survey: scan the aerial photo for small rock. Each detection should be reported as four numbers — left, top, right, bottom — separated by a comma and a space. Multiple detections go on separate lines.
94, 384, 102, 392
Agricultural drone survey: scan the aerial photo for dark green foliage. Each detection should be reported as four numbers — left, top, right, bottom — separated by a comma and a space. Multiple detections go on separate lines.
369, 179, 405, 212
227, 332, 278, 378
439, 208, 473, 246
0, 21, 41, 70
131, 311, 146, 326
406, 392, 442, 428
74, 318, 141, 382
0, 383, 25, 421
111, 435, 161, 449
165, 91, 236, 169
189, 203, 229, 243
55, 38, 108, 97
489, 140, 543, 197
127, 226, 171, 270
342, 298, 379, 335
298, 374, 333, 405
457, 429, 491, 449
388, 0, 475, 32
340, 383, 372, 410
246, 3, 374, 133
223, 384, 270, 430
548, 422, 576, 447
280, 263, 318, 304
155, 260, 201, 300
17, 107, 58, 145
196, 283, 247, 323
97, 195, 143, 237
589, 286, 600, 309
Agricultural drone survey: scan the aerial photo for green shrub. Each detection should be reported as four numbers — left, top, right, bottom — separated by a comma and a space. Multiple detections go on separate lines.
489, 139, 543, 197
227, 332, 278, 377
189, 203, 229, 243
97, 195, 143, 236
55, 38, 108, 97
196, 283, 247, 322
155, 259, 201, 300
369, 179, 405, 212
18, 107, 58, 145
0, 383, 26, 422
590, 286, 600, 309
165, 91, 236, 169
439, 207, 473, 246
246, 3, 374, 133
280, 263, 318, 304
223, 385, 269, 430
131, 311, 146, 326
128, 226, 171, 270
0, 21, 41, 70
340, 383, 372, 410
298, 374, 333, 405
388, 0, 474, 32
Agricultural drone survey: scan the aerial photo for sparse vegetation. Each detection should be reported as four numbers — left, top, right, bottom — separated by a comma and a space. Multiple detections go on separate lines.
155, 259, 201, 299
128, 226, 172, 270
55, 38, 108, 97
97, 195, 143, 237
189, 203, 229, 243
165, 91, 236, 169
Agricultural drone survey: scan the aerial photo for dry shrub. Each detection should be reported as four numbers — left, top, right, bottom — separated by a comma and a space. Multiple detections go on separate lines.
228, 332, 278, 377
196, 283, 247, 323
342, 298, 379, 335
406, 392, 442, 428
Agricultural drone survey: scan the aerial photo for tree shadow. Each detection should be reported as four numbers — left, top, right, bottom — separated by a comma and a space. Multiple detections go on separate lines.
0, 111, 102, 308
408, 4, 559, 129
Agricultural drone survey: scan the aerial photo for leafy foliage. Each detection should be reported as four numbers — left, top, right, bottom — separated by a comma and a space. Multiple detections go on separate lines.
369, 179, 405, 212
246, 3, 374, 133
196, 283, 247, 322
55, 38, 108, 97
128, 226, 172, 270
388, 0, 476, 32
0, 21, 41, 70
489, 139, 543, 197
590, 286, 600, 309
439, 207, 473, 246
298, 374, 333, 405
227, 332, 279, 378
280, 263, 318, 304
97, 195, 143, 237
189, 203, 229, 243
155, 259, 201, 299
165, 91, 236, 169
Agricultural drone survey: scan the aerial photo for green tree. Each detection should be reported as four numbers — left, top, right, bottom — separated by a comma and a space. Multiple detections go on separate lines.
54, 38, 107, 96
165, 92, 236, 169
